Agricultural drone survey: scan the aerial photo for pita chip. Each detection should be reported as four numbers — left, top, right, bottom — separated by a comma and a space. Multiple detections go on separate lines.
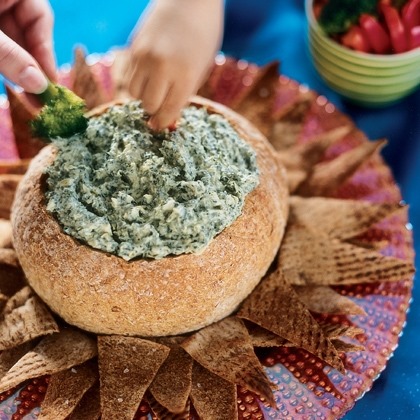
289, 196, 403, 241
232, 62, 279, 137
297, 139, 386, 197
98, 335, 170, 420
0, 329, 97, 393
72, 47, 107, 109
38, 361, 98, 420
279, 224, 415, 286
238, 269, 344, 372
190, 361, 238, 420
0, 294, 59, 351
294, 285, 366, 316
246, 323, 289, 348
147, 391, 191, 420
182, 317, 276, 407
269, 91, 314, 151
67, 382, 101, 420
5, 85, 44, 159
149, 341, 193, 414
0, 341, 34, 379
0, 174, 22, 219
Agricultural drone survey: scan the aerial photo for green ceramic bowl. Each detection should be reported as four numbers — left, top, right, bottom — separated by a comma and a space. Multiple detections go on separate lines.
305, 0, 420, 106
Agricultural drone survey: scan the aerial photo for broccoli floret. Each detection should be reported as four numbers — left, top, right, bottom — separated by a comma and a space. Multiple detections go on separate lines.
318, 0, 378, 35
31, 82, 88, 141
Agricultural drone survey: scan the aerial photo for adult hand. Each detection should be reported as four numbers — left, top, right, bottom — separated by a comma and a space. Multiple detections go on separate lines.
127, 0, 224, 130
0, 0, 56, 93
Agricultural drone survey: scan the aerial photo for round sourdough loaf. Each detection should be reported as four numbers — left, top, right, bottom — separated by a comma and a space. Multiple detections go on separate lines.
11, 96, 289, 336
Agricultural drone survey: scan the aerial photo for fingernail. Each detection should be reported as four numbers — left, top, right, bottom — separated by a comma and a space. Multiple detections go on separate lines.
19, 66, 48, 93
147, 117, 159, 131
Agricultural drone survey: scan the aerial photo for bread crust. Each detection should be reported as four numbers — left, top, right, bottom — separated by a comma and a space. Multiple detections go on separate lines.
11, 96, 289, 336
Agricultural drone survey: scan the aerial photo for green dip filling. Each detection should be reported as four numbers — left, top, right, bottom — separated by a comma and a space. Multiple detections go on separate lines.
45, 101, 259, 260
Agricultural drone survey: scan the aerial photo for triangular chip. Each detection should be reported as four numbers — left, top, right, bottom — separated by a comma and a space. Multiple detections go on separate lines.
294, 285, 366, 316
0, 219, 12, 248
246, 323, 289, 348
98, 335, 170, 420
297, 139, 386, 197
0, 174, 22, 219
190, 361, 238, 420
331, 339, 365, 353
289, 196, 403, 241
276, 125, 352, 173
269, 91, 314, 150
149, 341, 193, 414
0, 293, 59, 351
38, 360, 98, 420
322, 323, 364, 340
238, 269, 344, 372
279, 224, 415, 286
5, 85, 44, 159
147, 391, 191, 419
0, 329, 97, 393
0, 249, 25, 297
232, 62, 279, 137
72, 47, 107, 109
67, 382, 101, 420
3, 285, 33, 315
182, 317, 275, 407
0, 341, 34, 379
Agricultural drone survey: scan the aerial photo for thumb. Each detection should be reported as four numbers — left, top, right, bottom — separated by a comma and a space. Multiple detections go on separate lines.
0, 30, 48, 93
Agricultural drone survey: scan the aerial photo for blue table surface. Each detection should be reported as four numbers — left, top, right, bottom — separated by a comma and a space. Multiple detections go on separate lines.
2, 1, 419, 418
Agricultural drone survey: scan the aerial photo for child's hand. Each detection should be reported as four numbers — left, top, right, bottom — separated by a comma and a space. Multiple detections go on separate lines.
0, 0, 56, 93
127, 0, 224, 130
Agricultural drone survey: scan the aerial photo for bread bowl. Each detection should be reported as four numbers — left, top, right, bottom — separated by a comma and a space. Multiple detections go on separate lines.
11, 96, 288, 337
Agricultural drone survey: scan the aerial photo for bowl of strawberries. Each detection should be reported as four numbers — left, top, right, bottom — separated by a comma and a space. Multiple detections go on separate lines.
306, 0, 420, 106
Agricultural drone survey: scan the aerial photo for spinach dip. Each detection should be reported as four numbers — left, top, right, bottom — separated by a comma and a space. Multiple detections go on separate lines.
45, 101, 259, 260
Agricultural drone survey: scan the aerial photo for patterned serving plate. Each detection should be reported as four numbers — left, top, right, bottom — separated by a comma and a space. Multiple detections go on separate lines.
0, 54, 414, 419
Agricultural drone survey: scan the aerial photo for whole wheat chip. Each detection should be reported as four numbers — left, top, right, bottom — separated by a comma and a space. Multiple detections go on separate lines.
0, 341, 34, 379
294, 285, 366, 316
38, 360, 98, 420
331, 339, 365, 353
3, 285, 33, 315
232, 62, 279, 137
297, 139, 386, 197
149, 341, 193, 414
190, 361, 238, 420
0, 249, 25, 297
182, 316, 276, 407
289, 196, 403, 241
276, 125, 352, 172
147, 391, 191, 420
269, 91, 314, 151
246, 323, 289, 348
322, 324, 364, 340
0, 159, 31, 175
0, 219, 13, 248
67, 382, 101, 420
0, 174, 22, 219
279, 224, 415, 286
98, 335, 170, 420
0, 329, 97, 393
238, 269, 344, 373
0, 294, 59, 351
72, 47, 107, 109
5, 85, 44, 159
